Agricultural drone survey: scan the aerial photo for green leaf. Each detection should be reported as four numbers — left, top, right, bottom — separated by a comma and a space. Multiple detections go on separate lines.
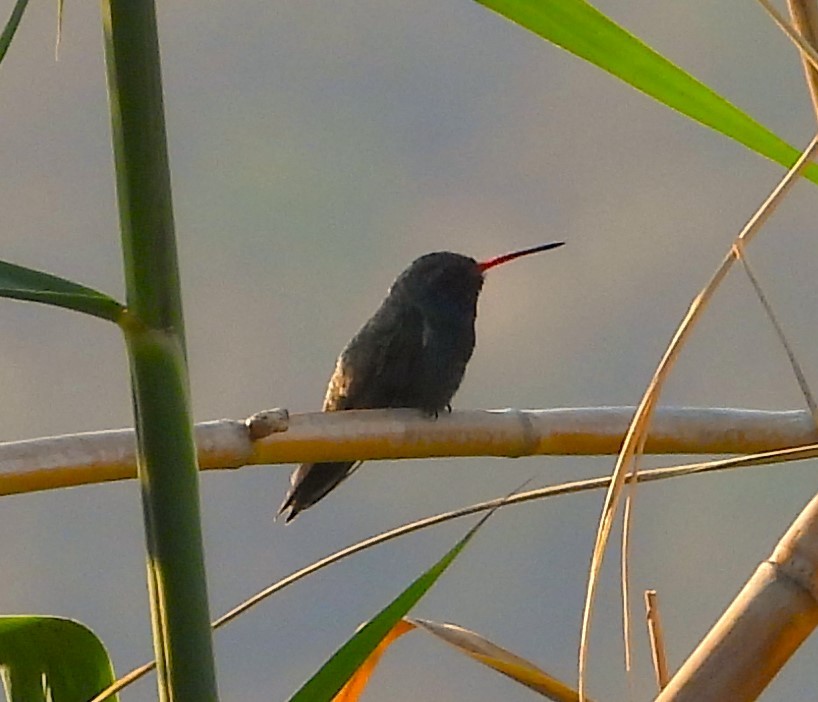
0, 0, 30, 65
0, 260, 124, 322
0, 616, 118, 702
288, 511, 494, 702
477, 0, 818, 185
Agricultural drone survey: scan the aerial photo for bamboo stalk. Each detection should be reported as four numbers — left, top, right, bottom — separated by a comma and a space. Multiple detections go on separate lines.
655, 494, 818, 701
101, 0, 218, 697
0, 406, 816, 496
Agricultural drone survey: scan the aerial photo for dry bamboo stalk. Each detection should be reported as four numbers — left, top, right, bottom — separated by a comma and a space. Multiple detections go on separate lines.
645, 590, 669, 690
655, 493, 818, 701
0, 406, 816, 496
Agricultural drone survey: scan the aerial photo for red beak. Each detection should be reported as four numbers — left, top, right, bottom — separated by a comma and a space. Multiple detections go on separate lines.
477, 242, 565, 273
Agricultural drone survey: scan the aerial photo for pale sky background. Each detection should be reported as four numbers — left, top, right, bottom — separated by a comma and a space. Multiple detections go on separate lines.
3, 0, 818, 700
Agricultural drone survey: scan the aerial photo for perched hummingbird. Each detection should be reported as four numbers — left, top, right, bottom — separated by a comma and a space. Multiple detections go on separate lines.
278, 242, 565, 522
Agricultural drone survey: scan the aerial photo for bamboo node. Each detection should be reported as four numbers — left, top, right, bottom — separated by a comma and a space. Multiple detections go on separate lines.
245, 408, 290, 440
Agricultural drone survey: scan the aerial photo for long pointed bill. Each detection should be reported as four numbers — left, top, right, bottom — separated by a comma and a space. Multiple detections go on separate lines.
477, 241, 565, 273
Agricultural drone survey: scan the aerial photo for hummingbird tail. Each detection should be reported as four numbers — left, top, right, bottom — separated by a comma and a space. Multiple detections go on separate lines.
277, 460, 361, 523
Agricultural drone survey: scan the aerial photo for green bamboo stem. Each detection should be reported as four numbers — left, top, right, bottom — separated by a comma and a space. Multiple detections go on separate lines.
100, 0, 219, 699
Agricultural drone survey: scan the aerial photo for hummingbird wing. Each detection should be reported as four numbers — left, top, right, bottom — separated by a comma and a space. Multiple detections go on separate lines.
278, 301, 426, 522
333, 301, 428, 409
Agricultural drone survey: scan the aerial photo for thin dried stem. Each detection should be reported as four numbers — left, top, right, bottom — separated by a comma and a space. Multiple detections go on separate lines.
734, 244, 818, 421
759, 0, 818, 73
756, 0, 818, 114
788, 0, 818, 111
54, 0, 63, 60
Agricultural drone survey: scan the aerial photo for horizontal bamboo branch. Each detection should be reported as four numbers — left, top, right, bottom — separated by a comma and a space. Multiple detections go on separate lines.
1, 406, 816, 497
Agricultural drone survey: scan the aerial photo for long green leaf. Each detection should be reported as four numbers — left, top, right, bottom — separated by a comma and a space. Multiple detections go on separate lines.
0, 0, 30, 65
288, 510, 495, 702
477, 0, 818, 185
0, 260, 124, 322
0, 616, 118, 702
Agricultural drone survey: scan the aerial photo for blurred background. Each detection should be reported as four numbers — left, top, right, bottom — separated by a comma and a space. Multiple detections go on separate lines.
2, 0, 818, 699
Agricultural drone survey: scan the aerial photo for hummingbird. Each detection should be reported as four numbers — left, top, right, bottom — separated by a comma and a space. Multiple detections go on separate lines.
278, 242, 565, 522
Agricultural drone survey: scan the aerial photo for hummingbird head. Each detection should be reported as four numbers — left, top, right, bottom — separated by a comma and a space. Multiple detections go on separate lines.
391, 242, 565, 316
392, 252, 484, 315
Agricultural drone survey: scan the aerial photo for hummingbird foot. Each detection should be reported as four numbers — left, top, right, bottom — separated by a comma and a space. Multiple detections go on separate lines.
423, 404, 452, 420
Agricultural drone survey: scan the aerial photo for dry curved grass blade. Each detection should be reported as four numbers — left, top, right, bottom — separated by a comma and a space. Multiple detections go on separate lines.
331, 617, 584, 702
411, 618, 586, 701
88, 441, 818, 701
577, 133, 818, 702
620, 434, 646, 677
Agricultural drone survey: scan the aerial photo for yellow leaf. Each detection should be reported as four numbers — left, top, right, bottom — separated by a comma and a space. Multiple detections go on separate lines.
332, 619, 416, 702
